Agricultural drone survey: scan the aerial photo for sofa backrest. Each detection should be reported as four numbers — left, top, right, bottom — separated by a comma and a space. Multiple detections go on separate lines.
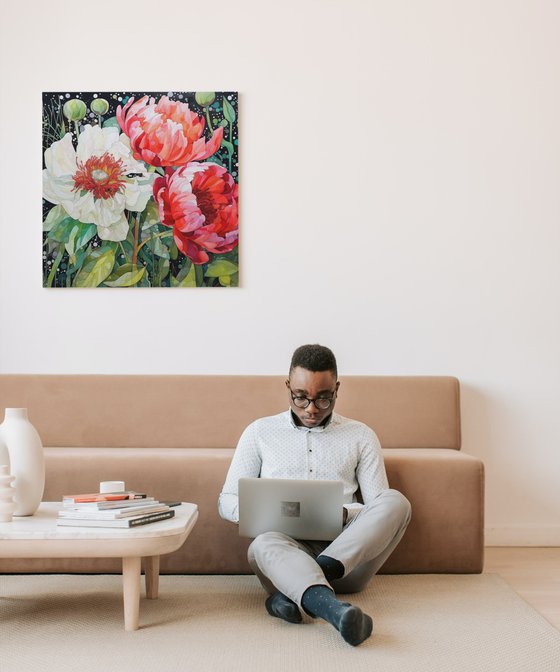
0, 375, 461, 450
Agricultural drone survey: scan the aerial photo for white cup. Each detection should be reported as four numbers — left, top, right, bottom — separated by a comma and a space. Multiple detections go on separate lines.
99, 480, 125, 493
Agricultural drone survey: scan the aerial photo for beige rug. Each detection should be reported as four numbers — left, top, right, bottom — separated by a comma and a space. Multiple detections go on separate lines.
1, 574, 559, 672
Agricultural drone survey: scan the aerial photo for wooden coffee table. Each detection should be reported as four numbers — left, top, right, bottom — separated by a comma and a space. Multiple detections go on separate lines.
0, 502, 198, 631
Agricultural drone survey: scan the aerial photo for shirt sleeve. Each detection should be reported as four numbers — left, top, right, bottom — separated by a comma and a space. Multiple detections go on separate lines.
218, 421, 263, 523
354, 424, 389, 505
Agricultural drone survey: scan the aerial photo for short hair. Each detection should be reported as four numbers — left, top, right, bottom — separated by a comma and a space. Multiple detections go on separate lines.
289, 344, 338, 378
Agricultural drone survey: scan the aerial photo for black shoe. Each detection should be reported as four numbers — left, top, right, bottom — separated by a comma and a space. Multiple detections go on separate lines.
265, 592, 303, 624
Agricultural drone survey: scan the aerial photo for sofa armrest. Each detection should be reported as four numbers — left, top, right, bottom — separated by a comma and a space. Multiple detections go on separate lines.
383, 449, 485, 573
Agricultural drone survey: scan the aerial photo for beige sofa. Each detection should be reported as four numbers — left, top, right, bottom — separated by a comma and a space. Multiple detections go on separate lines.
0, 375, 484, 574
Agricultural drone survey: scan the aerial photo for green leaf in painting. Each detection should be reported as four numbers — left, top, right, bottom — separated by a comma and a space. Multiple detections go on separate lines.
161, 259, 171, 282
215, 272, 238, 287
67, 246, 89, 276
48, 216, 91, 246
126, 227, 135, 246
65, 225, 80, 260
75, 224, 97, 250
141, 235, 170, 259
103, 263, 145, 287
206, 155, 224, 167
47, 217, 75, 242
118, 239, 134, 262
141, 200, 161, 230
153, 258, 170, 286
154, 237, 170, 259
195, 264, 204, 286
221, 139, 234, 156
223, 98, 236, 124
102, 116, 120, 129
137, 273, 150, 287
73, 246, 116, 287
205, 260, 238, 278
46, 237, 60, 255
172, 261, 196, 287
43, 205, 68, 232
65, 222, 97, 258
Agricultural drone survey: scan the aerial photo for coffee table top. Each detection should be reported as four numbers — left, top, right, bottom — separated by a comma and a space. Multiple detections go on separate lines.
0, 502, 198, 559
0, 502, 198, 541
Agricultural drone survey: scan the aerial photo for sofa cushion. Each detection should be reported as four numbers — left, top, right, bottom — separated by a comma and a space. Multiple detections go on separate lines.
0, 446, 483, 575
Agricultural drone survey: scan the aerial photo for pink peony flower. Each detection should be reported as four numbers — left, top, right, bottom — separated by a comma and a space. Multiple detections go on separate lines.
153, 163, 238, 264
117, 96, 223, 167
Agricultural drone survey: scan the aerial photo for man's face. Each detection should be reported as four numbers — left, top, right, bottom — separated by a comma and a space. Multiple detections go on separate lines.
286, 367, 339, 428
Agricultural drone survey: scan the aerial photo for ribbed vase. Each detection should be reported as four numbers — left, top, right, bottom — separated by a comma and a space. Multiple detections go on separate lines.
0, 408, 45, 516
0, 465, 17, 522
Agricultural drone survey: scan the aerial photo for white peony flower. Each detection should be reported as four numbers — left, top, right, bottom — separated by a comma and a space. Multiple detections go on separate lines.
43, 125, 154, 241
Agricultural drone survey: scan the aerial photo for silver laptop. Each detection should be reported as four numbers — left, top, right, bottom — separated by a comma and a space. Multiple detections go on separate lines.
238, 478, 344, 540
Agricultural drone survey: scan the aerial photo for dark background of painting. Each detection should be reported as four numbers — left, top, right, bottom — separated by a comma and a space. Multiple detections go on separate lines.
42, 90, 238, 173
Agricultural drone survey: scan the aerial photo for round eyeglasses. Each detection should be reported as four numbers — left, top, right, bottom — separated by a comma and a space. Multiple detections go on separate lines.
288, 387, 336, 410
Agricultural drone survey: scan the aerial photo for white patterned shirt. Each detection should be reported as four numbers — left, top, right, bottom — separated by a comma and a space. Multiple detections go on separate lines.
218, 410, 389, 523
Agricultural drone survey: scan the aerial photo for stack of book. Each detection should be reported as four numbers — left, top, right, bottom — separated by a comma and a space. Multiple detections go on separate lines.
56, 490, 176, 528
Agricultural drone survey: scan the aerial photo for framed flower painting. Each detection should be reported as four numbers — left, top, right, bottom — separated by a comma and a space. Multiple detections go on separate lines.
42, 91, 239, 288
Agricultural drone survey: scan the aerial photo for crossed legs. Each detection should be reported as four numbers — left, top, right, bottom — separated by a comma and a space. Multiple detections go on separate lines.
248, 489, 411, 645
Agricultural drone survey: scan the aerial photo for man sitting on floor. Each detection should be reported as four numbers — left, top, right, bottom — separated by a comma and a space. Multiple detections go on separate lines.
218, 344, 411, 646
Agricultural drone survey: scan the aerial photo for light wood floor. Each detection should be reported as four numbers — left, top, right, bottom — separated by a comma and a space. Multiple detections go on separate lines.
484, 547, 560, 630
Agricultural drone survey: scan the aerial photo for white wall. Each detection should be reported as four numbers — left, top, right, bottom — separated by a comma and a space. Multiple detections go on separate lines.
1, 0, 559, 545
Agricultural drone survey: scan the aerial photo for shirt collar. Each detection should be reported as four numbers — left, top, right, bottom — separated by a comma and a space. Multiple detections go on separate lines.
287, 409, 337, 432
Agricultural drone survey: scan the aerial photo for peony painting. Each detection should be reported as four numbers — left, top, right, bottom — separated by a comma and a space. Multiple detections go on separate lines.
42, 91, 239, 288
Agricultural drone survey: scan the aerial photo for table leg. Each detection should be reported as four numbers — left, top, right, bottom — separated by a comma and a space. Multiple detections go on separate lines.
144, 555, 160, 599
122, 556, 142, 631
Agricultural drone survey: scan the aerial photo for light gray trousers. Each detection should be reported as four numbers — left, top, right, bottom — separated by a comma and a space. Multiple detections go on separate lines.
248, 488, 412, 607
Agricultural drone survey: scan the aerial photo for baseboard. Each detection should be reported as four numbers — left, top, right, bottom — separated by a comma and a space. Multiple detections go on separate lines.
485, 525, 560, 546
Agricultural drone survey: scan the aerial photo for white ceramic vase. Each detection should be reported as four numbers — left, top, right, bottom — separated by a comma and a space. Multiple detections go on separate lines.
0, 408, 45, 516
0, 465, 17, 522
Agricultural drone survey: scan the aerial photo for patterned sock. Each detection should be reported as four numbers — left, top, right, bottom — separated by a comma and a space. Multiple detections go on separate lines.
301, 585, 373, 646
316, 554, 345, 581
265, 591, 302, 624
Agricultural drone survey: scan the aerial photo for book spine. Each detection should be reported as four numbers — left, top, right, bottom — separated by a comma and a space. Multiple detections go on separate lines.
127, 510, 175, 527
59, 506, 167, 519
63, 492, 146, 503
56, 509, 175, 528
63, 498, 156, 510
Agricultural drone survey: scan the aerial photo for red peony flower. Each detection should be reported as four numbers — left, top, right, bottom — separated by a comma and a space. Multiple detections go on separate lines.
117, 96, 223, 167
153, 163, 238, 264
